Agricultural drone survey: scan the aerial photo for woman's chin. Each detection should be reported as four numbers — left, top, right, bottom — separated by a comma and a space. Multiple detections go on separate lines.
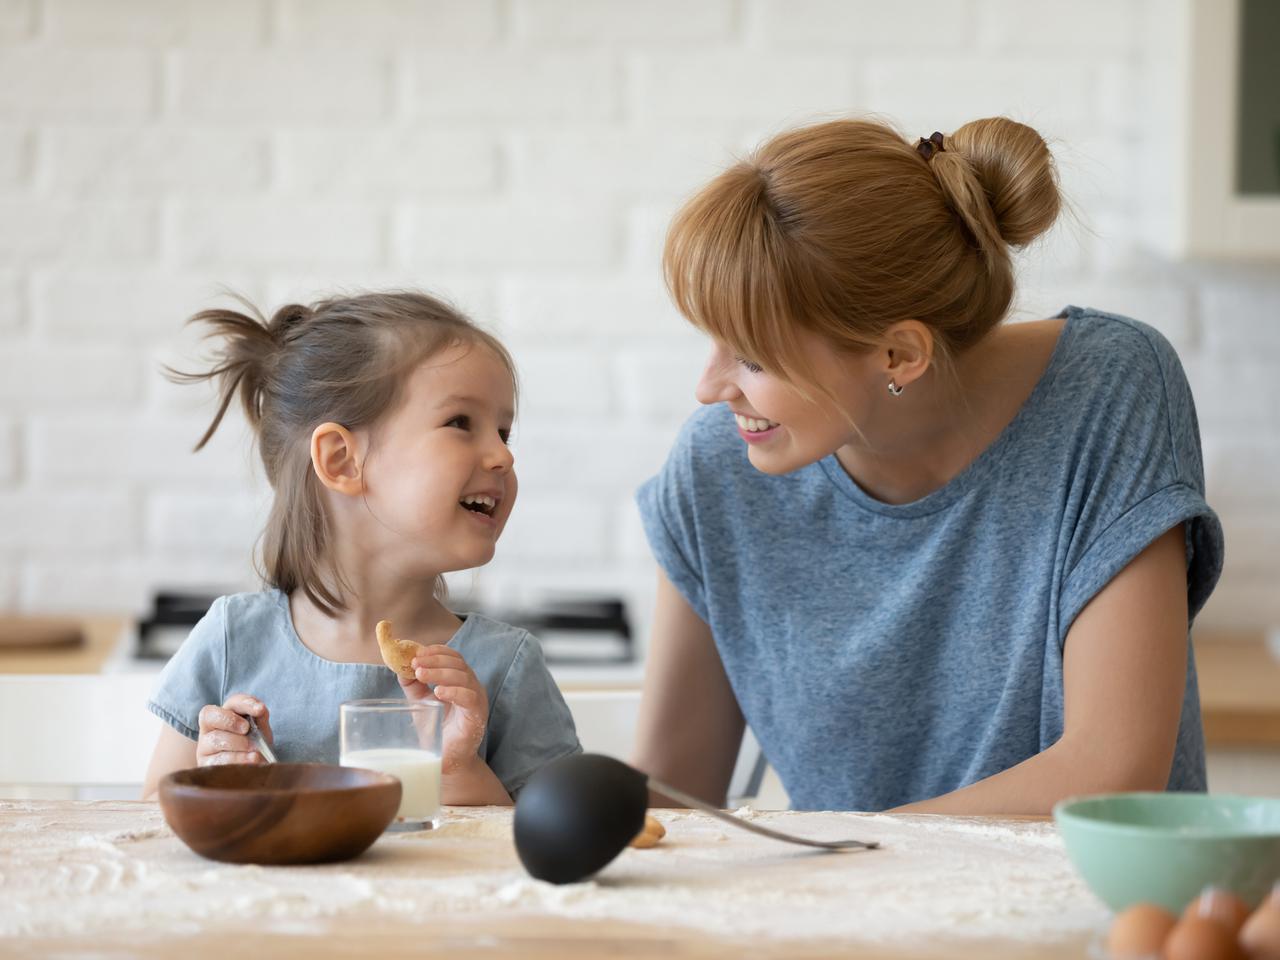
746, 442, 810, 476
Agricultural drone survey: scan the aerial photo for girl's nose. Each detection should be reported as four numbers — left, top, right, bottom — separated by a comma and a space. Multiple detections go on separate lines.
486, 438, 515, 473
694, 348, 741, 406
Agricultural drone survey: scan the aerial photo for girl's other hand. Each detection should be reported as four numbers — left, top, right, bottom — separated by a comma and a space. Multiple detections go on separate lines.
196, 693, 274, 766
398, 646, 488, 775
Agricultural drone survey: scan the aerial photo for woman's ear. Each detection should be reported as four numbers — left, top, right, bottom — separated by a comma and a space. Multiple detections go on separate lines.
881, 321, 934, 388
311, 422, 364, 496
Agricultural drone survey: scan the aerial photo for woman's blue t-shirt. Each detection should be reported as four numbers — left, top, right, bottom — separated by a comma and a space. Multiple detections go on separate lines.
636, 307, 1225, 812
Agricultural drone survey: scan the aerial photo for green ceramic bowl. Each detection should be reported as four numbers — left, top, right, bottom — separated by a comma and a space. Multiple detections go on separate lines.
1053, 792, 1280, 914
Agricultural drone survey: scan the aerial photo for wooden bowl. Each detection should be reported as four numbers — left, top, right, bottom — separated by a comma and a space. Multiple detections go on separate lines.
159, 763, 401, 865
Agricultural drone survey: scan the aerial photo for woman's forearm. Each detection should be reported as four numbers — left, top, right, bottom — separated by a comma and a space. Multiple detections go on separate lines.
888, 736, 1170, 817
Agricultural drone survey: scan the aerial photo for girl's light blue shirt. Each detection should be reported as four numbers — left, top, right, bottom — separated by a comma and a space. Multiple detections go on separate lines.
147, 589, 582, 797
637, 307, 1225, 812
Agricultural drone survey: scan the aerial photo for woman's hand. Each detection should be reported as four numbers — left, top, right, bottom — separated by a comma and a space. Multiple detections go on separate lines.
196, 693, 274, 766
398, 646, 489, 776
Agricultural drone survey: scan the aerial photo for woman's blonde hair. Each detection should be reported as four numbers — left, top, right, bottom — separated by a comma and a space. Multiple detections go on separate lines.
663, 116, 1061, 396
168, 290, 516, 618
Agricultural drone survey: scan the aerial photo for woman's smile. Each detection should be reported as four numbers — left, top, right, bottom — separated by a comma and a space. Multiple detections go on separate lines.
733, 412, 782, 443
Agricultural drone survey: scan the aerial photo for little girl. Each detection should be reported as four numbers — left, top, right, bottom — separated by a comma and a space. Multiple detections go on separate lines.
141, 291, 580, 804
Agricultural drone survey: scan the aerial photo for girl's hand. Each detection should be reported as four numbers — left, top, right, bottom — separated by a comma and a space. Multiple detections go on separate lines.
196, 694, 274, 766
398, 646, 488, 776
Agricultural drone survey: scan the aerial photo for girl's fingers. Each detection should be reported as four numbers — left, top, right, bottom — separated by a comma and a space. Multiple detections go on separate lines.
203, 751, 263, 766
411, 652, 466, 670
222, 693, 266, 718
216, 693, 272, 742
413, 667, 474, 688
433, 685, 483, 711
200, 731, 253, 755
198, 705, 249, 736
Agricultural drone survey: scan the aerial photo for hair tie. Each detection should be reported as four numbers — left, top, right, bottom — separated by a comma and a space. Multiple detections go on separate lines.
916, 131, 945, 161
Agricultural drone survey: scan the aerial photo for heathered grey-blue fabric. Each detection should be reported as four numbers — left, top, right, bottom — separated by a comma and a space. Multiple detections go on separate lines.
637, 307, 1224, 812
148, 589, 581, 796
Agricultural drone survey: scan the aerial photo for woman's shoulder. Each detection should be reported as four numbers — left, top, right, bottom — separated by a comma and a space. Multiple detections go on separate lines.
1040, 305, 1202, 471
1057, 305, 1187, 381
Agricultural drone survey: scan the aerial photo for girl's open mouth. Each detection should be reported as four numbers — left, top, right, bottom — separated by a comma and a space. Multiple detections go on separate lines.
459, 494, 498, 521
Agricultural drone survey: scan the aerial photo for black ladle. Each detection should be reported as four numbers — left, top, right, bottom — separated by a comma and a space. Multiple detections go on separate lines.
513, 753, 880, 885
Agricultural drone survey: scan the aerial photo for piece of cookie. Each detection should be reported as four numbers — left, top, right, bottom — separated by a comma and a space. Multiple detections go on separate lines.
375, 619, 425, 681
629, 814, 666, 849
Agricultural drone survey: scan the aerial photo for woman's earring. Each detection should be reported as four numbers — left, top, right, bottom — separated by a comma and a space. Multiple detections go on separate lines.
887, 378, 904, 397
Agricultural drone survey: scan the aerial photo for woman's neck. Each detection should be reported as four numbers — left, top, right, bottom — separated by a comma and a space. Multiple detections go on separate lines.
834, 319, 1063, 505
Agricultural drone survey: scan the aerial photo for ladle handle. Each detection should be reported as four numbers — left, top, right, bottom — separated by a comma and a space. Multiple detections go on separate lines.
646, 776, 879, 851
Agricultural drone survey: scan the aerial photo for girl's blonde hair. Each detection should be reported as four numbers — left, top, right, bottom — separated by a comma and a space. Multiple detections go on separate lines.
169, 290, 516, 618
663, 116, 1061, 396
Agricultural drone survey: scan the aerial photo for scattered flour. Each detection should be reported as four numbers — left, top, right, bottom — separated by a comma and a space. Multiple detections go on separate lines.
0, 799, 1108, 946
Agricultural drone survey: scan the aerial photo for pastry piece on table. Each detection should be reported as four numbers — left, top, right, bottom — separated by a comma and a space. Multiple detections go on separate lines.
630, 814, 666, 848
375, 620, 426, 682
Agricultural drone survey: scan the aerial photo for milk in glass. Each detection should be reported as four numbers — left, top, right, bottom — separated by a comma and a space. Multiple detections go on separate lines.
341, 748, 442, 824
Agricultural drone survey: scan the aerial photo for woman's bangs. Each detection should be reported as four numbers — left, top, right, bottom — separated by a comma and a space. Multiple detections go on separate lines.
663, 177, 805, 382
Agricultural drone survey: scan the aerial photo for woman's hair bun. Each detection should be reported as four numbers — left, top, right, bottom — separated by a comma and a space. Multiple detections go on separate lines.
946, 117, 1060, 248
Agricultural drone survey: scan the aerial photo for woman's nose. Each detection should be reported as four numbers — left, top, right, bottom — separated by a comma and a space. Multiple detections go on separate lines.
694, 351, 740, 406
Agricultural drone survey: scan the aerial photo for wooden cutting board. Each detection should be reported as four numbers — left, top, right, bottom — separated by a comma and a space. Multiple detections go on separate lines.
0, 616, 84, 649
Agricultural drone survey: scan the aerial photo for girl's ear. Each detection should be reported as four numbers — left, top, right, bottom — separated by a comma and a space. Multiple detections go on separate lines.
880, 320, 934, 388
310, 422, 364, 496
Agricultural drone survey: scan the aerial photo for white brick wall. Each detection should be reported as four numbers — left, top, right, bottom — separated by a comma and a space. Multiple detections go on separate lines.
0, 48, 155, 121
0, 0, 1276, 637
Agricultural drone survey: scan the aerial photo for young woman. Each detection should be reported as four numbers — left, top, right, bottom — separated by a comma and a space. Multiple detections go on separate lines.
632, 117, 1223, 815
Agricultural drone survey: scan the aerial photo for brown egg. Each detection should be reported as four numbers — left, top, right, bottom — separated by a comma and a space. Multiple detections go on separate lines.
1165, 915, 1246, 960
1107, 902, 1177, 957
1183, 887, 1253, 937
1241, 886, 1280, 960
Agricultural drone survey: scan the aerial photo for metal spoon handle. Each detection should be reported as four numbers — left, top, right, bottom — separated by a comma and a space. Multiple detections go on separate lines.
245, 715, 277, 764
646, 776, 879, 851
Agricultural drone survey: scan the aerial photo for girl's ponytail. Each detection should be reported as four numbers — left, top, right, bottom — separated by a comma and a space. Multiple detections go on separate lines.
167, 296, 290, 451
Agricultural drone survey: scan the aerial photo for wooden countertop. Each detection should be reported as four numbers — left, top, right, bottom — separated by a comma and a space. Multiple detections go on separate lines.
0, 800, 1101, 959
1195, 629, 1280, 747
0, 615, 130, 673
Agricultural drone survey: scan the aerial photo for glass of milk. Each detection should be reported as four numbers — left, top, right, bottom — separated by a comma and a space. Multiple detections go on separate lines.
339, 699, 444, 831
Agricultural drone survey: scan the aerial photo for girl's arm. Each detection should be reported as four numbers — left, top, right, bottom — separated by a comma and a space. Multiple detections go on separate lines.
140, 724, 198, 801
631, 570, 746, 808
893, 523, 1190, 816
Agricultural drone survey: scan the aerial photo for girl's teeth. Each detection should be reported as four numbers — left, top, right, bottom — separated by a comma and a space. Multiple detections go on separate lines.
735, 414, 778, 433
460, 494, 496, 515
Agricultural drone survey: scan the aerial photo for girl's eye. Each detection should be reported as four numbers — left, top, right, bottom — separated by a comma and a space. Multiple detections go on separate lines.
735, 356, 764, 374
446, 415, 470, 430
499, 428, 512, 445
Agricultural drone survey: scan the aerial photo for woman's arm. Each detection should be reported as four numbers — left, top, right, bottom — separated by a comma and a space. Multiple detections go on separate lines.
893, 523, 1189, 816
140, 724, 198, 801
631, 569, 746, 808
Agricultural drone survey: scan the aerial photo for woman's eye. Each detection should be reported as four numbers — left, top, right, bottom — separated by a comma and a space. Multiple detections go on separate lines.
735, 356, 764, 374
446, 415, 470, 430
499, 428, 512, 445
